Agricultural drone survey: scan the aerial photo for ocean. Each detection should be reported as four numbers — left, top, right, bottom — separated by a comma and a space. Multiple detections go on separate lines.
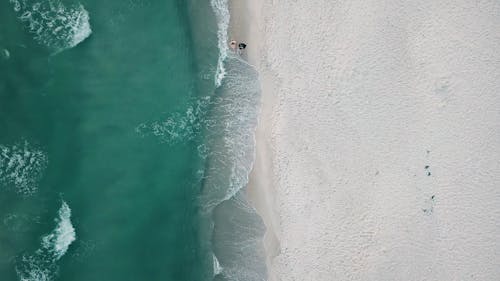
0, 0, 265, 281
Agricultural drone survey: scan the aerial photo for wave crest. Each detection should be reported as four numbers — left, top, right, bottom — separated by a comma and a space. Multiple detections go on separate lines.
16, 200, 76, 281
41, 201, 76, 260
209, 0, 230, 87
135, 96, 211, 145
9, 0, 92, 53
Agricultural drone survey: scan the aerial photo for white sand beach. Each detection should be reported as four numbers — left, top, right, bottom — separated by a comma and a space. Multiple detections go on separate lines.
231, 0, 500, 280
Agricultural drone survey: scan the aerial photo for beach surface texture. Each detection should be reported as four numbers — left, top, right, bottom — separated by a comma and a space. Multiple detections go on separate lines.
231, 0, 500, 280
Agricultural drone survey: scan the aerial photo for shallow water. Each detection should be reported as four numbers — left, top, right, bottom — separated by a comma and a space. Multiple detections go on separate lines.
0, 0, 265, 280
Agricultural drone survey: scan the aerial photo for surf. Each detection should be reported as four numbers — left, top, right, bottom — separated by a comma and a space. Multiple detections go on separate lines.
134, 50, 266, 281
210, 0, 230, 87
9, 0, 92, 53
134, 1, 267, 278
15, 200, 76, 281
0, 141, 48, 196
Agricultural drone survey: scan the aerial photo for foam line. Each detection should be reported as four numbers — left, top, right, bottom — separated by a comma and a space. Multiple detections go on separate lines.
209, 0, 230, 87
16, 200, 76, 281
9, 0, 92, 53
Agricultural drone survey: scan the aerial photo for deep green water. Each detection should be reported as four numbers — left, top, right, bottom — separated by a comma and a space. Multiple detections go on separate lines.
0, 0, 220, 280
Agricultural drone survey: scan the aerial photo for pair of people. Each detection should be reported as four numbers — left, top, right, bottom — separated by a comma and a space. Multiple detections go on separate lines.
230, 40, 246, 53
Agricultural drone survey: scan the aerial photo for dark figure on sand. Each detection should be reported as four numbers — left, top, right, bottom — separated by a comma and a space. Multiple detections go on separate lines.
229, 40, 247, 55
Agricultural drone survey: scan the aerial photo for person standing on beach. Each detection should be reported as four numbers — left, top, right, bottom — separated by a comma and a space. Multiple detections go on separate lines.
230, 40, 237, 51
229, 40, 247, 55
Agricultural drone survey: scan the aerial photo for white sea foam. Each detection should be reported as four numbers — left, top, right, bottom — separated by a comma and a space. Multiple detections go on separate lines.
17, 256, 52, 281
209, 0, 230, 87
9, 0, 92, 53
0, 141, 48, 195
212, 253, 223, 276
41, 201, 76, 260
16, 201, 76, 281
135, 96, 211, 145
138, 56, 260, 212
200, 55, 261, 210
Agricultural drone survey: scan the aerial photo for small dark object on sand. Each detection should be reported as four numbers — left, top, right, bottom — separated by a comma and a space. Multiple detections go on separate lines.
238, 43, 247, 50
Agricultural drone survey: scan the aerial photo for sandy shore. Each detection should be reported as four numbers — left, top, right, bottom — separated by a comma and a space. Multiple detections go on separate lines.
228, 1, 281, 280
231, 0, 500, 280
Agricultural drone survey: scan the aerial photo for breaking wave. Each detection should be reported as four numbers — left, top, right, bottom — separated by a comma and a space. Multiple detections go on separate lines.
213, 253, 223, 276
136, 55, 260, 208
200, 54, 261, 210
0, 141, 48, 195
41, 201, 76, 260
16, 200, 76, 281
138, 54, 264, 280
209, 0, 230, 87
135, 2, 264, 279
9, 0, 92, 53
135, 96, 211, 145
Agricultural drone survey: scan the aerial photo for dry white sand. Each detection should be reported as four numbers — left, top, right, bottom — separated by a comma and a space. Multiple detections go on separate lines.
232, 0, 500, 280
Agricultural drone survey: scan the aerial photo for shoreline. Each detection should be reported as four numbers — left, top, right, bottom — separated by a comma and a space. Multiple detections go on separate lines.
228, 0, 500, 280
228, 0, 281, 280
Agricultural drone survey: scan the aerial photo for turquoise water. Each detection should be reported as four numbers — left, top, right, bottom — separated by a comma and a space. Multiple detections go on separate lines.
0, 0, 265, 280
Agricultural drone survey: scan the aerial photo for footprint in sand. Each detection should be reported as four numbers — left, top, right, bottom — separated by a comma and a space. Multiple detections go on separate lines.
434, 75, 453, 106
422, 195, 436, 215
